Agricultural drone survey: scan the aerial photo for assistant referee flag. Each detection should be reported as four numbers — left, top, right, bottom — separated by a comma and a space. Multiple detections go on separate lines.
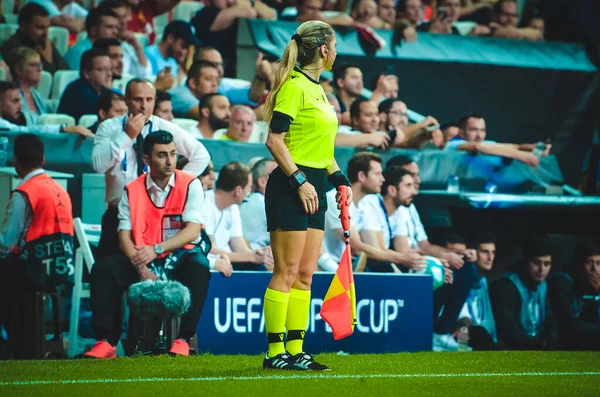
320, 186, 357, 340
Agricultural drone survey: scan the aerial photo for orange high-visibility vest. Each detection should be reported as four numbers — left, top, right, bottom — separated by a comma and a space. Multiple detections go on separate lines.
125, 170, 197, 257
15, 172, 75, 286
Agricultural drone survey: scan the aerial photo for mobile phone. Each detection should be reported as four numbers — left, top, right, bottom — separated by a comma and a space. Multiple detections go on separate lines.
164, 66, 172, 74
436, 7, 448, 21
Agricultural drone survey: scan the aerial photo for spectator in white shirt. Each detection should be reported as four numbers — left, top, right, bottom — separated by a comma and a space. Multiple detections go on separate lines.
205, 162, 274, 271
189, 93, 231, 140
322, 152, 425, 272
444, 113, 550, 167
240, 158, 277, 250
153, 90, 174, 122
0, 81, 93, 137
387, 155, 471, 269
170, 61, 220, 119
215, 105, 255, 142
145, 21, 200, 85
92, 78, 210, 260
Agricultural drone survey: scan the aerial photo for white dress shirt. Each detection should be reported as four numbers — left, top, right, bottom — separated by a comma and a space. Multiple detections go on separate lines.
118, 173, 205, 244
92, 114, 210, 207
0, 169, 45, 259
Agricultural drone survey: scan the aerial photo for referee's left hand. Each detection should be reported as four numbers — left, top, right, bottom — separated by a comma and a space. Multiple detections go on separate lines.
335, 186, 353, 210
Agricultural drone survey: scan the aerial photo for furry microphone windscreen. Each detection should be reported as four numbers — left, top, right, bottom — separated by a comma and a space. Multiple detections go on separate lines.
127, 280, 191, 319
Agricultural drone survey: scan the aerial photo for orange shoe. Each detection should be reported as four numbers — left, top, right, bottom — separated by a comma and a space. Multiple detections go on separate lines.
169, 339, 189, 356
83, 341, 117, 359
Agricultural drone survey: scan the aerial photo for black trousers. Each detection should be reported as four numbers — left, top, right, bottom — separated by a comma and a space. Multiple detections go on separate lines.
90, 252, 211, 346
97, 206, 120, 260
0, 256, 28, 350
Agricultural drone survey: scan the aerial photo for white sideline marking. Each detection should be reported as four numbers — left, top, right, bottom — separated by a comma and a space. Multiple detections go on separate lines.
1, 371, 600, 387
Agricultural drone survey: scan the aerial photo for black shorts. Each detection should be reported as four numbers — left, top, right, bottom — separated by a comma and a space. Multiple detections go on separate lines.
265, 165, 328, 231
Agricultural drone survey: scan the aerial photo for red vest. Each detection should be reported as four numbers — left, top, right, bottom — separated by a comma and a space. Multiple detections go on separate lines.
15, 172, 75, 286
125, 170, 197, 257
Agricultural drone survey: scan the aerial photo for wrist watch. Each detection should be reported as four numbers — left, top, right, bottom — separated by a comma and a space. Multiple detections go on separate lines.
154, 244, 164, 255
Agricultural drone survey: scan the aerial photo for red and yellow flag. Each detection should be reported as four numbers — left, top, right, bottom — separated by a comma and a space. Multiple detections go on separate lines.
320, 186, 357, 340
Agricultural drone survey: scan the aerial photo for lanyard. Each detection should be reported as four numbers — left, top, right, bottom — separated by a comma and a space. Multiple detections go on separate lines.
377, 196, 393, 249
121, 117, 152, 173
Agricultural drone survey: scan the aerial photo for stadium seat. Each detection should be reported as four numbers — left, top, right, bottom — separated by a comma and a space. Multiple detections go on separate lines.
37, 70, 53, 100
36, 113, 76, 126
172, 1, 204, 21
48, 26, 70, 55
68, 218, 128, 358
68, 218, 101, 358
0, 23, 18, 45
154, 13, 169, 40
4, 14, 17, 24
45, 99, 59, 113
172, 118, 197, 131
51, 70, 79, 99
0, 67, 6, 82
113, 73, 134, 93
79, 114, 98, 127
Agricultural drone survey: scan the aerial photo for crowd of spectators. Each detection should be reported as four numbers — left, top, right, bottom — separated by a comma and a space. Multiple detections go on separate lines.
0, 0, 597, 357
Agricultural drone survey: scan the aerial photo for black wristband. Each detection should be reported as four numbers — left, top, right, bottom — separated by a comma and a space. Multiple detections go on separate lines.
289, 169, 307, 188
328, 170, 351, 188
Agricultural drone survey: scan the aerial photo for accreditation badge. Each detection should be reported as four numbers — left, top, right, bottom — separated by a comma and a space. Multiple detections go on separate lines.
162, 214, 183, 241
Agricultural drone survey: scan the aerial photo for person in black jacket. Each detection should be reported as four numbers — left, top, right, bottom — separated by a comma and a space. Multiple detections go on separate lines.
549, 241, 600, 350
491, 236, 558, 350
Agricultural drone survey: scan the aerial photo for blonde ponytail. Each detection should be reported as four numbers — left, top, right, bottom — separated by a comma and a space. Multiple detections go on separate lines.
262, 40, 299, 122
262, 20, 335, 123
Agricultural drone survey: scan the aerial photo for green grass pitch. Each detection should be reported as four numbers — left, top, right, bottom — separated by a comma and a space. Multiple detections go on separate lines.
1, 351, 599, 396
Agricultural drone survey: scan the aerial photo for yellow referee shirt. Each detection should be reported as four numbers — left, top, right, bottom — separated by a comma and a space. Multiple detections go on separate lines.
272, 68, 338, 169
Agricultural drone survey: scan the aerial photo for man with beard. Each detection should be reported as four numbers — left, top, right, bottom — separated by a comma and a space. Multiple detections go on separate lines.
388, 155, 468, 270
358, 165, 426, 273
322, 153, 425, 272
144, 21, 200, 79
189, 93, 231, 140
0, 3, 69, 74
170, 61, 219, 119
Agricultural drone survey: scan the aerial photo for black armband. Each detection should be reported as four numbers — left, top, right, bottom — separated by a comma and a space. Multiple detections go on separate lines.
269, 111, 292, 134
328, 170, 351, 187
289, 169, 307, 188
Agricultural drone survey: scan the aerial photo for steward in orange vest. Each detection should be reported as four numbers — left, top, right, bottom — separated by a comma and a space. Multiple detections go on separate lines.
15, 173, 75, 286
126, 169, 197, 258
86, 131, 213, 359
0, 134, 74, 287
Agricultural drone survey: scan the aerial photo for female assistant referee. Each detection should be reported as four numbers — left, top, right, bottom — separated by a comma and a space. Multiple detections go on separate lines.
261, 20, 353, 371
